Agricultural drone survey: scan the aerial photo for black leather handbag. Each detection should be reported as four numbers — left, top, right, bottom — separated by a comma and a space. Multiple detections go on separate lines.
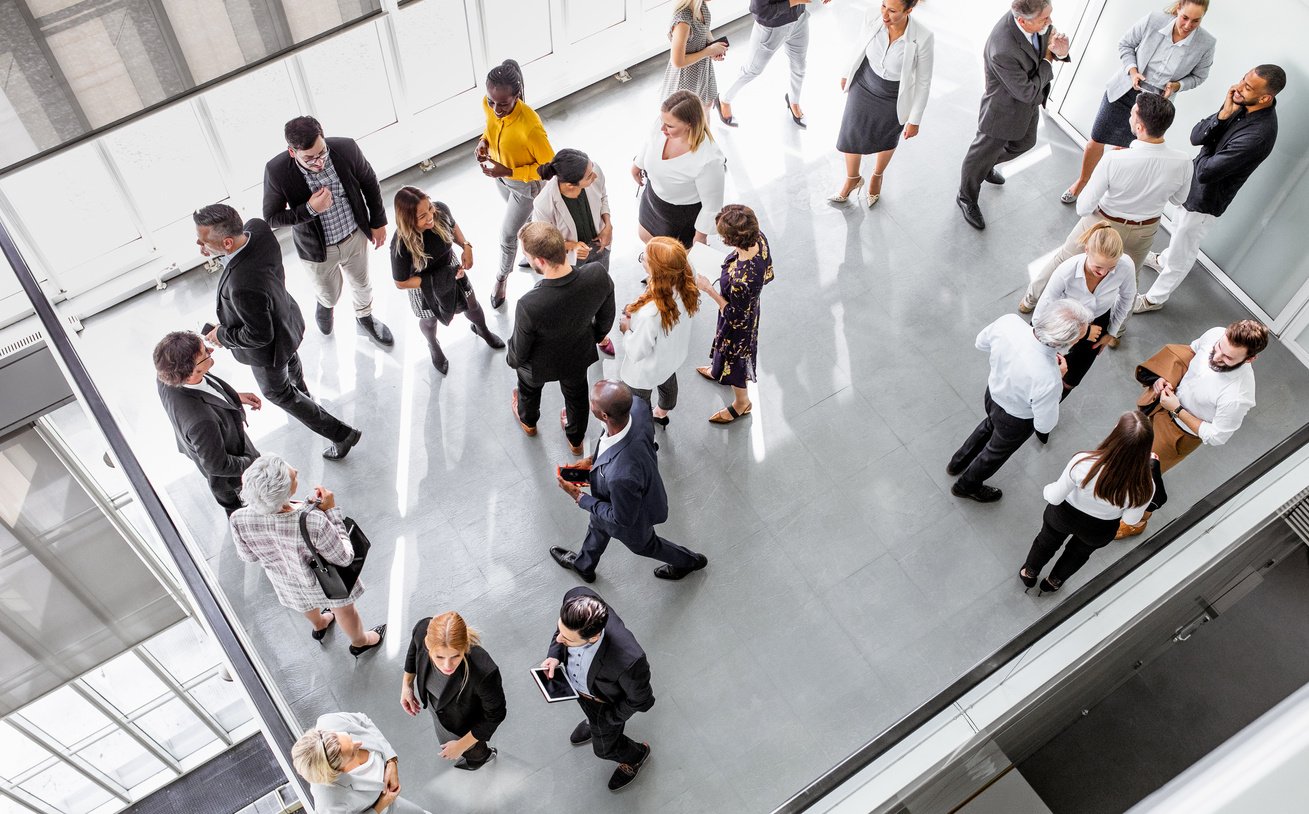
299, 509, 371, 600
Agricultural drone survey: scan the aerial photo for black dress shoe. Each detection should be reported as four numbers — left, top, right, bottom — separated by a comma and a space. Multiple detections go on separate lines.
569, 720, 592, 745
454, 747, 497, 770
946, 461, 965, 477
348, 623, 386, 658
550, 546, 596, 583
517, 257, 531, 268
315, 303, 334, 335
471, 323, 505, 349
653, 553, 708, 581
356, 315, 394, 346
984, 168, 1006, 185
428, 342, 449, 375
323, 428, 362, 460
951, 482, 1003, 503
608, 743, 650, 791
957, 197, 986, 230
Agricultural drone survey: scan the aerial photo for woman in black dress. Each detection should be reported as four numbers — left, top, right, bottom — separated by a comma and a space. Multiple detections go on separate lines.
400, 611, 506, 771
392, 186, 503, 374
693, 204, 773, 424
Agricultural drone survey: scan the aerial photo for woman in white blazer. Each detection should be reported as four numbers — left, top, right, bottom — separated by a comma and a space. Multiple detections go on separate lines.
533, 148, 617, 356
1062, 1, 1216, 202
291, 711, 431, 813
619, 236, 701, 426
830, 0, 933, 207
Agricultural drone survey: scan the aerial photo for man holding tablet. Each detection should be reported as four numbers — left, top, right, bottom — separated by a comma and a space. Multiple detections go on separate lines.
539, 587, 654, 791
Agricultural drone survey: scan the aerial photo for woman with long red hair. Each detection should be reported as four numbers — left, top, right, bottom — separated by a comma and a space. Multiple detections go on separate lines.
619, 237, 701, 426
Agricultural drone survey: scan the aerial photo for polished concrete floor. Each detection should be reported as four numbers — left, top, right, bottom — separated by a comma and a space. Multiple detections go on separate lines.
70, 4, 1309, 812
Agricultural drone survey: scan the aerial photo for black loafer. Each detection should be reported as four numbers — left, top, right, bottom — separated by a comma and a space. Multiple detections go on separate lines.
654, 553, 708, 581
550, 546, 596, 583
946, 461, 965, 477
951, 482, 1003, 503
570, 720, 592, 745
608, 743, 650, 791
315, 303, 334, 335
323, 428, 362, 460
957, 197, 986, 230
984, 168, 1006, 185
356, 315, 394, 347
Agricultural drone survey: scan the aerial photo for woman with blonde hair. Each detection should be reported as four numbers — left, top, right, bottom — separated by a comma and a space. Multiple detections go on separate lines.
400, 611, 506, 771
632, 90, 727, 248
391, 186, 503, 375
620, 237, 702, 425
1032, 222, 1137, 396
291, 711, 430, 813
660, 0, 728, 112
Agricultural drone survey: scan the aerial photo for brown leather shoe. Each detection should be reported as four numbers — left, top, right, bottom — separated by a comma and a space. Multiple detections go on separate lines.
511, 390, 537, 436
1116, 519, 1147, 539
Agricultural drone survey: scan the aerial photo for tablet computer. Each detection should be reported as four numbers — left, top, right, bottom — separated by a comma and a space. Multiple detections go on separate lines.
530, 667, 579, 703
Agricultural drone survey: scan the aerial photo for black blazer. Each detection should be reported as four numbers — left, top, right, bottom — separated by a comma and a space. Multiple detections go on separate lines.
156, 373, 257, 478
215, 219, 306, 369
578, 397, 668, 540
506, 262, 615, 383
403, 619, 507, 743
1185, 101, 1278, 217
546, 587, 654, 726
262, 136, 387, 263
977, 12, 1070, 141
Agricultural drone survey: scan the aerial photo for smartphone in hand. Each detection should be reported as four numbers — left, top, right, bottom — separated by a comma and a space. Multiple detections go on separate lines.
557, 466, 591, 484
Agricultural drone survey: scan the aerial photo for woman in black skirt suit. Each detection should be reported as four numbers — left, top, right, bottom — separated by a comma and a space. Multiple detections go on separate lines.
400, 611, 506, 771
392, 186, 503, 375
830, 0, 934, 208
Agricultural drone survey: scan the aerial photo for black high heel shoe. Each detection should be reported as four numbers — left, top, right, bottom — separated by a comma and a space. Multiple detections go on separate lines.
349, 624, 387, 658
714, 99, 738, 127
1018, 568, 1038, 590
311, 609, 335, 642
1037, 577, 1063, 596
784, 94, 806, 129
652, 414, 670, 427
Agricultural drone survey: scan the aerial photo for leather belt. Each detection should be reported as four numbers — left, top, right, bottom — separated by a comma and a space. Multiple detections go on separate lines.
329, 227, 359, 246
577, 691, 604, 704
1097, 209, 1160, 227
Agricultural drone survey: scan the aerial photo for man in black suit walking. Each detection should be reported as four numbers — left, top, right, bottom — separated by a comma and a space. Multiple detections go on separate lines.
263, 116, 393, 346
957, 0, 1071, 229
506, 222, 615, 456
153, 330, 260, 515
541, 587, 654, 792
195, 204, 361, 460
552, 380, 707, 582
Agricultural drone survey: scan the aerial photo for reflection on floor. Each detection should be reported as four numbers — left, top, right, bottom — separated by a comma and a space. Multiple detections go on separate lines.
71, 4, 1309, 812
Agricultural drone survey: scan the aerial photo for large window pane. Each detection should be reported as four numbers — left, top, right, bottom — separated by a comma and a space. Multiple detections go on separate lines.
282, 0, 381, 41
160, 0, 283, 84
299, 23, 397, 139
18, 762, 114, 814
397, 0, 477, 113
76, 729, 167, 789
189, 675, 253, 731
19, 687, 112, 748
202, 62, 301, 193
134, 699, 217, 759
83, 653, 170, 717
484, 0, 552, 65
567, 0, 627, 43
143, 620, 220, 685
0, 720, 49, 780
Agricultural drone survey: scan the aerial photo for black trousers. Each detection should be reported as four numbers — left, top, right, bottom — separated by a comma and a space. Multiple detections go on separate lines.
574, 522, 700, 576
958, 118, 1040, 204
950, 389, 1035, 489
516, 369, 590, 446
249, 351, 352, 443
1061, 310, 1112, 398
208, 474, 244, 516
1023, 501, 1120, 584
629, 373, 679, 412
578, 697, 645, 765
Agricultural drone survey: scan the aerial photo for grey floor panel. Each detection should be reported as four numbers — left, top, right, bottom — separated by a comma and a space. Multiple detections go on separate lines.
63, 4, 1309, 812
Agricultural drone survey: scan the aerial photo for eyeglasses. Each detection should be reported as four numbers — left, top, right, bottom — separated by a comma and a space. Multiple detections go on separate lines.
299, 144, 330, 167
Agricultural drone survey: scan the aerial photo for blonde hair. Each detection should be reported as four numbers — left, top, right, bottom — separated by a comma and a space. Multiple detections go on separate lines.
394, 186, 452, 272
426, 612, 481, 694
1078, 221, 1124, 261
1165, 0, 1208, 15
674, 0, 706, 20
662, 90, 712, 152
291, 729, 341, 785
628, 237, 700, 334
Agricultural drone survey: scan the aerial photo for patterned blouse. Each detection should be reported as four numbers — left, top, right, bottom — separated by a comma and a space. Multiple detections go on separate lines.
230, 504, 363, 613
709, 234, 774, 388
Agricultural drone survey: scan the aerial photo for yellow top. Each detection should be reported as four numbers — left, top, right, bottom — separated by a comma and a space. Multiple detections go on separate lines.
482, 98, 554, 183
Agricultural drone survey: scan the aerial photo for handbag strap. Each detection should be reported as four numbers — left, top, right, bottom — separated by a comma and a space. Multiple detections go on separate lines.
298, 508, 330, 569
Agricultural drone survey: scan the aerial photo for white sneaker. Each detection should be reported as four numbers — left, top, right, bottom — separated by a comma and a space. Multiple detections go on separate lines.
1132, 294, 1163, 314
1142, 251, 1162, 273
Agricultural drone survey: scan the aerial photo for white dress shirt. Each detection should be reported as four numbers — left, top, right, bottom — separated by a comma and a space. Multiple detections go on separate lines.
184, 375, 231, 404
1177, 327, 1257, 446
634, 127, 727, 236
1138, 17, 1192, 85
595, 417, 632, 461
1044, 453, 1153, 525
1076, 139, 1193, 221
866, 25, 907, 80
976, 314, 1063, 434
1033, 253, 1137, 336
620, 294, 695, 390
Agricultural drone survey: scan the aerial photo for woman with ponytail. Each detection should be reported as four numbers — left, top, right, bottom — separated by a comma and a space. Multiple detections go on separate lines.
400, 611, 506, 771
1032, 222, 1137, 396
619, 237, 701, 425
475, 59, 555, 309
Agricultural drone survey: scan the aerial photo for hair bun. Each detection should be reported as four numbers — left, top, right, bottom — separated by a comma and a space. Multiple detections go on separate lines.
538, 161, 557, 180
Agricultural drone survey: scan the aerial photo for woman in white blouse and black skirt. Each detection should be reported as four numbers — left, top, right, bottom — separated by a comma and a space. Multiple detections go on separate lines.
632, 90, 727, 248
830, 0, 933, 207
1021, 411, 1164, 595
392, 186, 504, 375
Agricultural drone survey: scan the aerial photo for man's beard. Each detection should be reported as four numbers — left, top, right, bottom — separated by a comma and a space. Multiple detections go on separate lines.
1209, 348, 1244, 372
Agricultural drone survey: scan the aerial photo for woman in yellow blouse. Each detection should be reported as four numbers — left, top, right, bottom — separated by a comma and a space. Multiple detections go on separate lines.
475, 59, 555, 308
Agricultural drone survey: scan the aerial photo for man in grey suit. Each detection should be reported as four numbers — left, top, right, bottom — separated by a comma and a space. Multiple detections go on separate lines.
957, 0, 1071, 229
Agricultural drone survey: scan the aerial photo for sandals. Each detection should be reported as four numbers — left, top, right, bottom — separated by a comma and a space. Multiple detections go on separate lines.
696, 366, 721, 383
827, 175, 864, 204
709, 404, 752, 424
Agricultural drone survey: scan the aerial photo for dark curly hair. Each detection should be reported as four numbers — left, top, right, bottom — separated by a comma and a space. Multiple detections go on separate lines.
715, 204, 760, 250
283, 116, 323, 151
153, 331, 204, 386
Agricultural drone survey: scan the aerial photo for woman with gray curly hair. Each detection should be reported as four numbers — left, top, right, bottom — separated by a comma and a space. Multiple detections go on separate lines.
230, 454, 385, 657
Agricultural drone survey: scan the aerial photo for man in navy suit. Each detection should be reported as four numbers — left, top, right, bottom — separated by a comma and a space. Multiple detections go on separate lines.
551, 380, 707, 582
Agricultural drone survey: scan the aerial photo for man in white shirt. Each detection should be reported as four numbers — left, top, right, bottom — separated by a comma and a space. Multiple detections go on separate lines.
1119, 320, 1265, 537
1020, 92, 1192, 334
948, 300, 1092, 503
